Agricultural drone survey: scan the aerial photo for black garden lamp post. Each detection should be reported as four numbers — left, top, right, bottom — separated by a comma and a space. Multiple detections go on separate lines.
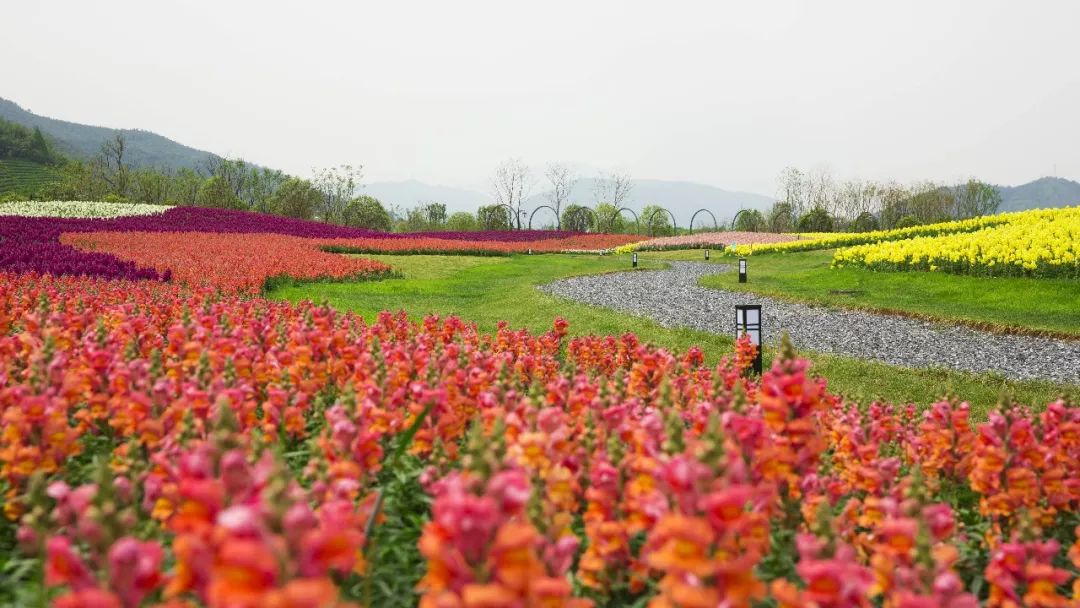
705, 249, 710, 261
632, 252, 638, 268
735, 304, 763, 374
738, 258, 747, 283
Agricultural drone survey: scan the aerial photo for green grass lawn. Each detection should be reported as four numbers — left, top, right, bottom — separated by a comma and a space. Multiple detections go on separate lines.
679, 249, 1080, 337
270, 253, 1077, 417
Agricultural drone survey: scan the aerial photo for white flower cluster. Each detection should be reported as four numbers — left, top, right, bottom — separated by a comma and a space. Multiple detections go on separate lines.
0, 201, 174, 219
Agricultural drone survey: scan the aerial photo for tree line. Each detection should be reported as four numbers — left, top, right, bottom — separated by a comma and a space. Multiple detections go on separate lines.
733, 167, 1002, 233
0, 117, 61, 165
2, 130, 1005, 235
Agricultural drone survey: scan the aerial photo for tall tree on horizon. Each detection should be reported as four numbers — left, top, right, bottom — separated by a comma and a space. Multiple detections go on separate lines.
491, 158, 532, 230
544, 162, 577, 222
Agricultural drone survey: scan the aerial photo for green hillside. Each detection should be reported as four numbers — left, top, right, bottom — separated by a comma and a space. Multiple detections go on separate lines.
0, 97, 216, 171
0, 158, 60, 198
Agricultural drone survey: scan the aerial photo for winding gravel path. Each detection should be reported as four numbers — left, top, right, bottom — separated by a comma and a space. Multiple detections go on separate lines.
540, 262, 1080, 384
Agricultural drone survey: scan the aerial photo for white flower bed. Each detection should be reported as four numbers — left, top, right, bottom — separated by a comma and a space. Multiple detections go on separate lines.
0, 201, 173, 219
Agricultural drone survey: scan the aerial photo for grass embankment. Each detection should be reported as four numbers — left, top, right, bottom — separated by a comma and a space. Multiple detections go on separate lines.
679, 249, 1080, 338
271, 253, 1078, 417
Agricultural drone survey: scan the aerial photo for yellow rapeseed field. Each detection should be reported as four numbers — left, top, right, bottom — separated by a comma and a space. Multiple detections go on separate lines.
831, 206, 1080, 277
732, 213, 1010, 256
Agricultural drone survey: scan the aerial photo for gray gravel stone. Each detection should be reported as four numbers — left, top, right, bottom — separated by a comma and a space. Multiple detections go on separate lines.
540, 261, 1080, 384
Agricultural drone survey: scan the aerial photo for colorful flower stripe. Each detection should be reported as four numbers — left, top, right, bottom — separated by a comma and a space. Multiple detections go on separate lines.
2, 270, 1079, 606
59, 230, 639, 293
833, 206, 1080, 277
0, 200, 174, 218
730, 213, 1016, 256
0, 208, 392, 282
411, 229, 583, 241
321, 233, 642, 255
61, 231, 394, 294
616, 231, 799, 254
1, 206, 627, 283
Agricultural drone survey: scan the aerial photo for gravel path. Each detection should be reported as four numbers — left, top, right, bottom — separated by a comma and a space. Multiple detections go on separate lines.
540, 262, 1080, 384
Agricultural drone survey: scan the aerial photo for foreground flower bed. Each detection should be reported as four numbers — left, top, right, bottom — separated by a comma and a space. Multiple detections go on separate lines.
833, 206, 1080, 278
1, 271, 1079, 607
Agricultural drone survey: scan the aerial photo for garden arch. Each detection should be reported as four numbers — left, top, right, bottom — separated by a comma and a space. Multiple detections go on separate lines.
481, 203, 520, 230
645, 207, 678, 237
731, 209, 751, 230
603, 206, 640, 233
688, 209, 719, 234
528, 205, 561, 230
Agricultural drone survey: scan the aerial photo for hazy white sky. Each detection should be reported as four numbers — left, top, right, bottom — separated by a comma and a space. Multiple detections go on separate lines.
3, 0, 1078, 195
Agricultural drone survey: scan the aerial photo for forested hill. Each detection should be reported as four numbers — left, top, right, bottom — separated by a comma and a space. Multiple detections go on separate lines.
996, 177, 1080, 212
0, 97, 218, 171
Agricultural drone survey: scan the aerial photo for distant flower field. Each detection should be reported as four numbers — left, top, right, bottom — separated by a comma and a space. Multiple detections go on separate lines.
1, 202, 639, 289
616, 231, 800, 254
61, 231, 395, 294
832, 206, 1080, 277
729, 213, 1015, 256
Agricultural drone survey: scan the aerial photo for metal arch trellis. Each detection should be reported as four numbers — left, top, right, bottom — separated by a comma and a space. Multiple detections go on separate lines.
688, 209, 718, 234
527, 205, 561, 230
605, 206, 640, 234
731, 209, 751, 231
644, 207, 678, 237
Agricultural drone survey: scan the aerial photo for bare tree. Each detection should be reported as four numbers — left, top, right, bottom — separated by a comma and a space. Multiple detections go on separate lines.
491, 158, 533, 229
593, 169, 634, 208
776, 167, 806, 217
96, 132, 130, 196
544, 163, 577, 219
807, 168, 836, 216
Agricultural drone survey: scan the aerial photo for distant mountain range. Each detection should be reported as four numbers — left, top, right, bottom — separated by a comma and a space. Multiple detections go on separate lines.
363, 177, 774, 226
0, 97, 217, 170
2, 95, 1078, 217
996, 177, 1080, 212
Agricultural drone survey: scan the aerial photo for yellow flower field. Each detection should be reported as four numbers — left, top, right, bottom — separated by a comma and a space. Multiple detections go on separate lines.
831, 206, 1080, 277
731, 213, 1011, 256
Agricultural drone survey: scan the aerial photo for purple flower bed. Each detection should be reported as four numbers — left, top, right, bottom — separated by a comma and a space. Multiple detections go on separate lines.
0, 217, 165, 281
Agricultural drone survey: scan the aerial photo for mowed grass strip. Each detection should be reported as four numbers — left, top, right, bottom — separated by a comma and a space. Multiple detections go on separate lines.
668, 248, 1080, 338
271, 253, 1077, 416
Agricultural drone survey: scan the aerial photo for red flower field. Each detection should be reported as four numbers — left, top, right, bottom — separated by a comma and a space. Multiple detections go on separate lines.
1, 266, 1078, 606
60, 231, 395, 294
